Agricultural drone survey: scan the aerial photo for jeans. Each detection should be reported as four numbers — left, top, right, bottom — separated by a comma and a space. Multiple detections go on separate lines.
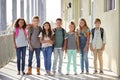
52, 48, 63, 73
67, 50, 77, 73
42, 46, 52, 71
16, 46, 26, 71
28, 48, 41, 68
80, 49, 89, 72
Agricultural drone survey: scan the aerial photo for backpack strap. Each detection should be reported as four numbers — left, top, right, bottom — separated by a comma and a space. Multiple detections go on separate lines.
91, 28, 95, 40
100, 28, 104, 41
91, 27, 104, 41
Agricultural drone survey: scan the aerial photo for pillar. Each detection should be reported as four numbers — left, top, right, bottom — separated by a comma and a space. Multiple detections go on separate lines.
20, 0, 24, 18
12, 0, 17, 22
0, 0, 6, 31
26, 0, 30, 23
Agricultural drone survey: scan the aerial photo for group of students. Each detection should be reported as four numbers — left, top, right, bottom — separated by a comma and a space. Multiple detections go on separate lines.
13, 16, 106, 76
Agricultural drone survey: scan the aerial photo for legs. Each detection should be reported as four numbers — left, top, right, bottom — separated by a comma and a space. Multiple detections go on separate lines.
52, 48, 59, 73
42, 47, 52, 71
67, 50, 72, 73
16, 47, 26, 75
16, 48, 21, 72
93, 49, 103, 73
80, 49, 89, 73
98, 50, 103, 71
21, 47, 26, 72
58, 49, 63, 73
72, 50, 77, 73
35, 48, 41, 75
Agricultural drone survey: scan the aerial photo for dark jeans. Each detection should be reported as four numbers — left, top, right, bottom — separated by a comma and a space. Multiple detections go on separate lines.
28, 48, 41, 68
42, 46, 52, 71
16, 46, 26, 71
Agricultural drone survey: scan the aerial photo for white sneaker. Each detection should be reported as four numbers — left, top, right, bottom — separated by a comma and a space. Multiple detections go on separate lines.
58, 72, 63, 76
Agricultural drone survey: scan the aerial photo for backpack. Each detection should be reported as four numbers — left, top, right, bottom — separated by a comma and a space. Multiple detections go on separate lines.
15, 28, 27, 38
29, 26, 42, 39
91, 27, 104, 41
52, 28, 65, 51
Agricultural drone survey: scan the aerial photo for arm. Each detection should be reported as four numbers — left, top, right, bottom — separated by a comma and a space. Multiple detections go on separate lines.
13, 32, 17, 49
84, 31, 90, 52
101, 30, 106, 50
90, 32, 93, 51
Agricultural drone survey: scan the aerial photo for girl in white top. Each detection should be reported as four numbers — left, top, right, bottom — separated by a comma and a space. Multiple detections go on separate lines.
13, 18, 28, 75
39, 22, 54, 76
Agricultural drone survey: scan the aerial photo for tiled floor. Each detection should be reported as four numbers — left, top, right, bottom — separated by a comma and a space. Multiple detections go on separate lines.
0, 51, 119, 80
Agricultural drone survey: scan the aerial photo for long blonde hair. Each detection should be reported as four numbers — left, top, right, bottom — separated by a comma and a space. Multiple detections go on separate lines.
78, 18, 89, 37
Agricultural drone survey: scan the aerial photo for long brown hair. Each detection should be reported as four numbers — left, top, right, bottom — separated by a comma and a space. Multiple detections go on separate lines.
42, 22, 52, 38
13, 18, 27, 29
78, 18, 89, 37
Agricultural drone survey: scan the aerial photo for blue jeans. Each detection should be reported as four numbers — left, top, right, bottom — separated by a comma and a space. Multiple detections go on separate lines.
52, 48, 63, 73
80, 49, 89, 72
42, 46, 52, 71
16, 46, 26, 71
28, 48, 41, 68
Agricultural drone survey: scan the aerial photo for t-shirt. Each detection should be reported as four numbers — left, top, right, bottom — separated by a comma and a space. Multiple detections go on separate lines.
66, 32, 78, 50
14, 28, 28, 48
54, 28, 66, 48
39, 32, 54, 48
28, 27, 42, 48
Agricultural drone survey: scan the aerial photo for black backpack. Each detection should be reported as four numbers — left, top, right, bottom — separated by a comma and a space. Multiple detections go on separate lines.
91, 27, 104, 41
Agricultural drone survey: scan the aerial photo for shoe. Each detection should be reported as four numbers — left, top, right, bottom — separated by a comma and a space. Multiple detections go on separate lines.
80, 71, 84, 74
53, 71, 56, 76
93, 70, 98, 74
17, 71, 20, 75
22, 71, 25, 75
37, 67, 40, 75
58, 72, 63, 76
66, 73, 69, 75
74, 73, 77, 75
47, 71, 53, 76
86, 71, 89, 74
26, 67, 32, 75
99, 70, 104, 74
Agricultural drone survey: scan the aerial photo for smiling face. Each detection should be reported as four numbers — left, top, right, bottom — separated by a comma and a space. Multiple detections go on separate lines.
69, 24, 75, 32
79, 20, 86, 28
32, 19, 39, 26
56, 20, 62, 28
69, 22, 75, 32
44, 23, 50, 31
18, 20, 24, 28
95, 21, 101, 28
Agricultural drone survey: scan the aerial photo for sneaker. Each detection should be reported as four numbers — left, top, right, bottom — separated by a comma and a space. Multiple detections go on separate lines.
66, 73, 69, 75
17, 71, 20, 75
44, 73, 48, 76
80, 71, 84, 74
99, 70, 104, 74
74, 73, 77, 75
22, 71, 25, 75
86, 71, 89, 74
93, 70, 98, 74
58, 72, 63, 76
53, 71, 56, 76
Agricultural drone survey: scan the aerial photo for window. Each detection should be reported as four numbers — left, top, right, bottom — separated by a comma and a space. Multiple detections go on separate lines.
105, 0, 115, 11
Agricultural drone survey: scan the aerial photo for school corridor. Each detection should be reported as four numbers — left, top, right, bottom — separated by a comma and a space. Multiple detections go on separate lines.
0, 0, 120, 80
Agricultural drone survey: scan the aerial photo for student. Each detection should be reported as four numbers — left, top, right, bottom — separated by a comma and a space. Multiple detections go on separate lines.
27, 16, 42, 75
39, 22, 54, 76
52, 18, 66, 75
13, 18, 28, 75
90, 18, 106, 74
78, 18, 90, 74
64, 21, 79, 75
